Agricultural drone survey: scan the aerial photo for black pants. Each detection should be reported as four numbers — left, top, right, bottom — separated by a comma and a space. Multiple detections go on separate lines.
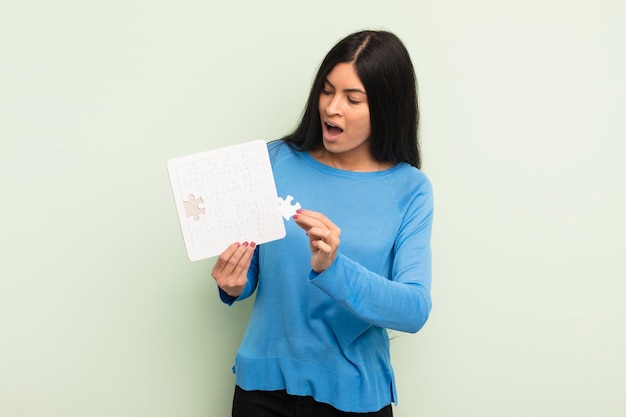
232, 386, 393, 417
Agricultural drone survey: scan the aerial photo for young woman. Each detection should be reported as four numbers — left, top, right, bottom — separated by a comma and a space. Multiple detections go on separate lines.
211, 30, 434, 416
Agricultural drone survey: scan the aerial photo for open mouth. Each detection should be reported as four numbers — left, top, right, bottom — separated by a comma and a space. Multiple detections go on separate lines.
324, 121, 344, 137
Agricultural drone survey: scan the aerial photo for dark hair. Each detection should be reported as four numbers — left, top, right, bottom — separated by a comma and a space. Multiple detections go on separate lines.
283, 30, 421, 168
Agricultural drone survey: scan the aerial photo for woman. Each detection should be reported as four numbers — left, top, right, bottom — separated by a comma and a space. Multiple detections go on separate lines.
211, 30, 433, 416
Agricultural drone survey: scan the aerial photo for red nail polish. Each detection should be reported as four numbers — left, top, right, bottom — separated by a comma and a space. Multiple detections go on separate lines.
235, 242, 241, 247
250, 242, 256, 248
296, 209, 304, 214
242, 241, 249, 247
293, 214, 299, 220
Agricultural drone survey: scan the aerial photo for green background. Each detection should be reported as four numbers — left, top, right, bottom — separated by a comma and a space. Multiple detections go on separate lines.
1, 1, 624, 416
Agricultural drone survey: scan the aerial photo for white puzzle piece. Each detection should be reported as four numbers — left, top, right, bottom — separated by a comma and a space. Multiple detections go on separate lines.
167, 140, 286, 261
277, 195, 302, 220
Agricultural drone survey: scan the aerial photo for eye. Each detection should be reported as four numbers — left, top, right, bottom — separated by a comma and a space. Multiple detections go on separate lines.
348, 97, 363, 106
321, 88, 333, 96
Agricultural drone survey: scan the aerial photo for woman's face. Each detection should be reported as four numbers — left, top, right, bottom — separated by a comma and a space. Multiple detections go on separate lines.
318, 63, 372, 164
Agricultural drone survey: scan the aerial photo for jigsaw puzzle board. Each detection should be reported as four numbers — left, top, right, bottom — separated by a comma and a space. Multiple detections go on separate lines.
167, 140, 286, 261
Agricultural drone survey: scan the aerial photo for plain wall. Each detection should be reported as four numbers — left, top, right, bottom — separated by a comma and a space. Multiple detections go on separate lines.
1, 1, 624, 416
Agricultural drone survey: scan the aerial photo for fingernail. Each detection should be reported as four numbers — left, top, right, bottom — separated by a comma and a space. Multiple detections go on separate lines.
296, 209, 304, 214
235, 242, 241, 247
242, 241, 249, 247
250, 242, 256, 248
293, 215, 299, 220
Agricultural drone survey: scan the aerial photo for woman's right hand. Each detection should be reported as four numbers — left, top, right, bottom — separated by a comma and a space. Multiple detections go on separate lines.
211, 241, 256, 298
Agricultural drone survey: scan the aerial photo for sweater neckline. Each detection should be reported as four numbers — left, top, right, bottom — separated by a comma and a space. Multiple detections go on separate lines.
300, 150, 403, 178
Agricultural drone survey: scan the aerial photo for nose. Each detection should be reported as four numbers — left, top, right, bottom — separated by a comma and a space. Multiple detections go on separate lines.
324, 94, 342, 117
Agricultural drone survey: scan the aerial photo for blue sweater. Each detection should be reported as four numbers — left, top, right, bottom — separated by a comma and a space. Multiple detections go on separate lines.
219, 140, 433, 412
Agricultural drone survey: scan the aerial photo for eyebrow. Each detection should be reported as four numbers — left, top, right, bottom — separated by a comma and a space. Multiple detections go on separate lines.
324, 78, 367, 95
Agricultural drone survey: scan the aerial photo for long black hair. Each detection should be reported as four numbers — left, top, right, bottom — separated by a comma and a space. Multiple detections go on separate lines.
283, 30, 421, 168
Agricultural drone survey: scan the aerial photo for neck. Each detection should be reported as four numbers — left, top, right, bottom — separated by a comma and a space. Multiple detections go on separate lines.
309, 148, 392, 172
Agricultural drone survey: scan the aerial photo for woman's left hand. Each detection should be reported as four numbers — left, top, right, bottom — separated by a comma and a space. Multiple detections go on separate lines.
293, 209, 341, 273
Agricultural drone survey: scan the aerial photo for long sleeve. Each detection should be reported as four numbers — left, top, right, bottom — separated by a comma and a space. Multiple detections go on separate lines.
309, 177, 433, 333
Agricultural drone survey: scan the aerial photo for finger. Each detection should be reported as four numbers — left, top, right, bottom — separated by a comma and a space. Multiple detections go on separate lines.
306, 223, 340, 242
311, 238, 333, 254
300, 210, 338, 228
309, 237, 339, 256
212, 242, 242, 275
305, 226, 333, 242
213, 241, 255, 276
222, 242, 256, 276
294, 210, 340, 233
294, 214, 327, 233
234, 242, 256, 276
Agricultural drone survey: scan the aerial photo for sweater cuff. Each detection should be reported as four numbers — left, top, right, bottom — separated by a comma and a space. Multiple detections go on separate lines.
307, 253, 352, 303
307, 255, 340, 281
218, 287, 238, 306
308, 270, 321, 280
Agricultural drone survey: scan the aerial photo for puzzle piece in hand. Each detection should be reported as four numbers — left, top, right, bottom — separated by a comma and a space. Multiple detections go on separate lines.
277, 195, 301, 221
183, 194, 205, 221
